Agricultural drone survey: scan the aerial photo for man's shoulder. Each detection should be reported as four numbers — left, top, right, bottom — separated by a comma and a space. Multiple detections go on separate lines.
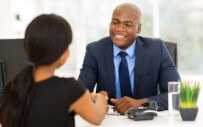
137, 36, 164, 45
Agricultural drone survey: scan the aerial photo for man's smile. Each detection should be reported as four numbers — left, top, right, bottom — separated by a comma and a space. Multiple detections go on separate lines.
113, 34, 127, 39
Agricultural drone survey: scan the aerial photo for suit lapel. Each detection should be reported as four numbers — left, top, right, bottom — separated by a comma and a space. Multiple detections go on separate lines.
133, 37, 145, 98
104, 38, 116, 98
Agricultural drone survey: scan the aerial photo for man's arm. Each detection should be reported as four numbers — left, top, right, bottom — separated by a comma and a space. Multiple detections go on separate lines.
111, 40, 180, 114
78, 45, 98, 92
147, 41, 180, 110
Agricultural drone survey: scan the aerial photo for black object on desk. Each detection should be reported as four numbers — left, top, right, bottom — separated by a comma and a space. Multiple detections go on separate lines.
125, 101, 158, 121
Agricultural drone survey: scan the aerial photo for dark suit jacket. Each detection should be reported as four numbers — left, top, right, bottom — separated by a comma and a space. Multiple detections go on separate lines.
78, 36, 180, 111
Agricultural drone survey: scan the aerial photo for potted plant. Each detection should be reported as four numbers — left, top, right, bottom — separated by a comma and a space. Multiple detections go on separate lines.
179, 81, 201, 121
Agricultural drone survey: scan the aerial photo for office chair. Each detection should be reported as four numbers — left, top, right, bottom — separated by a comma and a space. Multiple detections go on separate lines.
0, 39, 26, 88
165, 41, 178, 66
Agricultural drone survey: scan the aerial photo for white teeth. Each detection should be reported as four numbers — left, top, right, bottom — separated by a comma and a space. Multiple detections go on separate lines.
115, 35, 125, 38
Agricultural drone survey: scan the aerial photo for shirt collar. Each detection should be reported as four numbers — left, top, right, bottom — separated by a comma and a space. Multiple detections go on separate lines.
113, 40, 136, 58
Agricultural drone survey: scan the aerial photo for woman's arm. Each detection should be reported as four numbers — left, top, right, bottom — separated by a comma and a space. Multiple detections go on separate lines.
69, 90, 109, 125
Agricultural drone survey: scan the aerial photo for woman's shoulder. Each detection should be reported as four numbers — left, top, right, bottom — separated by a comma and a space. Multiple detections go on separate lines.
54, 76, 81, 85
54, 76, 76, 82
54, 76, 86, 90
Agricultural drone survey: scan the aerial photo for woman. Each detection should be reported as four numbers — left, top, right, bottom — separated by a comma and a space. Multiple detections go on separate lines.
0, 14, 109, 127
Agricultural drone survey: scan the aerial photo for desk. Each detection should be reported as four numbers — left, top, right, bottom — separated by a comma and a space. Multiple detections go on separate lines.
75, 108, 203, 127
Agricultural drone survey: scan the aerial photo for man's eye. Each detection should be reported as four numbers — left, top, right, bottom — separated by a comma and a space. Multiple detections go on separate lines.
126, 24, 132, 27
112, 22, 118, 25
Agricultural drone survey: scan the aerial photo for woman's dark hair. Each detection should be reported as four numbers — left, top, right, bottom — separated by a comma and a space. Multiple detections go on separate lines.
0, 14, 72, 127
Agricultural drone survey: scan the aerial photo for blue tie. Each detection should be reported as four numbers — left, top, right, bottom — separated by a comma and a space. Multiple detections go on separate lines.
119, 51, 133, 97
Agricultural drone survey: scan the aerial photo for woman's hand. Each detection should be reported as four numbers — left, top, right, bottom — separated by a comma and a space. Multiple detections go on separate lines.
91, 91, 110, 113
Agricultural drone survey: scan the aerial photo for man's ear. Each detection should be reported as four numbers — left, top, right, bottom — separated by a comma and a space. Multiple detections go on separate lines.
137, 23, 142, 34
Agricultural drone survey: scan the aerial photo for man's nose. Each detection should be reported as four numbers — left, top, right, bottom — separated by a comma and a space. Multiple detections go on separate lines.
116, 24, 125, 31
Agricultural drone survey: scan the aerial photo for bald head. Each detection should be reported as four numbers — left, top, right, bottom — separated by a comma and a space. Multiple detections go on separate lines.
109, 3, 142, 50
113, 3, 141, 23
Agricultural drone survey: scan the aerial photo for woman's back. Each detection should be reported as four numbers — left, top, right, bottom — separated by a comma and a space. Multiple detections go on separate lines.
26, 77, 85, 127
0, 14, 108, 127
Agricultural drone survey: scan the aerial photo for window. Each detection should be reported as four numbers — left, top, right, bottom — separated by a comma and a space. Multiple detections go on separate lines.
1, 0, 202, 103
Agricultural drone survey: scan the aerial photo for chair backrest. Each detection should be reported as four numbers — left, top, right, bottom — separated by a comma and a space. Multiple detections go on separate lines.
0, 39, 26, 87
165, 41, 178, 66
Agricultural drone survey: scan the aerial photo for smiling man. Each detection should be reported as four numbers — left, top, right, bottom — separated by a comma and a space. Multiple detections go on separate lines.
79, 3, 180, 114
110, 4, 141, 50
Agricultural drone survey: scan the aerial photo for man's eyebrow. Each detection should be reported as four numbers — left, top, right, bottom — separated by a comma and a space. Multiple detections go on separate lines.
112, 18, 134, 24
112, 18, 119, 21
125, 21, 133, 24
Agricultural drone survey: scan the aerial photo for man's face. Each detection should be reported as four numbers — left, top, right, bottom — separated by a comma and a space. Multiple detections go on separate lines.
110, 7, 141, 50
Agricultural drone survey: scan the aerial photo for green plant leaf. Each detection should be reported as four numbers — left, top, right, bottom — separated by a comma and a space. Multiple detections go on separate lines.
179, 80, 201, 108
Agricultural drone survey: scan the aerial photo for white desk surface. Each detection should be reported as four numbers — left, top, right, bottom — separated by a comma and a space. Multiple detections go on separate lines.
75, 107, 203, 127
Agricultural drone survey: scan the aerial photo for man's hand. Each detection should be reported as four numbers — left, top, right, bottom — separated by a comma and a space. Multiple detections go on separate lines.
99, 91, 108, 97
91, 91, 108, 102
110, 96, 148, 115
90, 93, 96, 102
99, 91, 109, 112
90, 91, 110, 113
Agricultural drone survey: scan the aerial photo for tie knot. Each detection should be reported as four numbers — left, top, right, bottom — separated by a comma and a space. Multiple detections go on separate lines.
119, 51, 127, 58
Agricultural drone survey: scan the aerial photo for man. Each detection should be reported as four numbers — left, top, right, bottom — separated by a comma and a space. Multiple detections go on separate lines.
78, 3, 180, 114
